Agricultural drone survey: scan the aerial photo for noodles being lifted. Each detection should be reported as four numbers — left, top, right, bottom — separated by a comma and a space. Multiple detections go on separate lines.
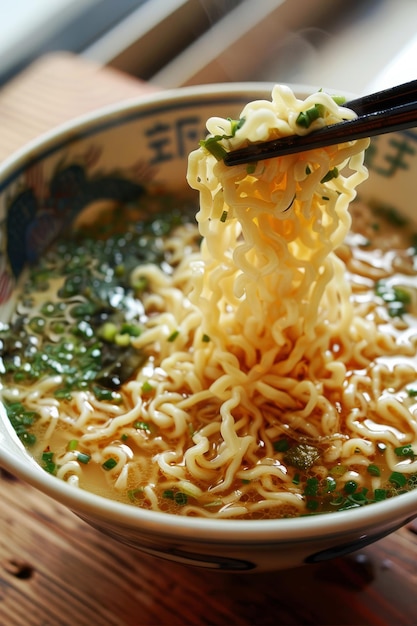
3, 85, 417, 519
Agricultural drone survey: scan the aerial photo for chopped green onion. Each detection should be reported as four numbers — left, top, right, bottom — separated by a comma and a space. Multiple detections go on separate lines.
199, 118, 244, 161
76, 452, 91, 464
374, 488, 387, 501
120, 323, 142, 337
132, 276, 148, 293
220, 210, 228, 223
167, 330, 179, 342
141, 381, 154, 393
200, 136, 228, 160
102, 458, 118, 470
128, 487, 144, 502
349, 490, 367, 504
228, 117, 245, 135
389, 471, 407, 488
114, 333, 131, 347
98, 322, 117, 342
68, 439, 78, 451
273, 438, 290, 452
324, 476, 337, 492
344, 480, 358, 494
330, 464, 347, 477
375, 281, 412, 317
394, 444, 415, 459
161, 489, 188, 505
320, 167, 339, 184
5, 402, 39, 446
332, 95, 346, 106
29, 317, 46, 333
92, 386, 122, 403
367, 464, 381, 476
41, 450, 57, 475
202, 333, 210, 342
408, 473, 417, 488
304, 477, 319, 497
174, 492, 188, 505
296, 103, 325, 128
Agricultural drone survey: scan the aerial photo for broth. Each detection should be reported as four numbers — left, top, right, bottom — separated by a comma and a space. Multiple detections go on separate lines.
2, 194, 417, 519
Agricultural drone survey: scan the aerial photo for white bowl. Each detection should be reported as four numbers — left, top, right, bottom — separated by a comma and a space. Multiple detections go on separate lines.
1, 83, 417, 572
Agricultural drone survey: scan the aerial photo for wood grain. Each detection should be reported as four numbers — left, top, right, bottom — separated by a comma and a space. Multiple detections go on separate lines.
1, 53, 417, 626
0, 51, 158, 164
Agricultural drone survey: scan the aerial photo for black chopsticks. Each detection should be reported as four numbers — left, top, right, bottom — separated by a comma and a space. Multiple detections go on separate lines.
224, 79, 417, 166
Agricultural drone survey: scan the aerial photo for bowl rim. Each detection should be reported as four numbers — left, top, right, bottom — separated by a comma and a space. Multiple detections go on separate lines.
0, 81, 354, 189
1, 81, 416, 544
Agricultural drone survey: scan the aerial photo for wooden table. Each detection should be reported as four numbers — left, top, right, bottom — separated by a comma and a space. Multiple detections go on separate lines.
1, 53, 417, 626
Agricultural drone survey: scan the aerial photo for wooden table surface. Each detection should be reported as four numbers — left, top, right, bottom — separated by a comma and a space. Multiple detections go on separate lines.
1, 53, 417, 626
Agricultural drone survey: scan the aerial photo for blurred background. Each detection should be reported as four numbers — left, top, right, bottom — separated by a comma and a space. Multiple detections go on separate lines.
0, 0, 416, 94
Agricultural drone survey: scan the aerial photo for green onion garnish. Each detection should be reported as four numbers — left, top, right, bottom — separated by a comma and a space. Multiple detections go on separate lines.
304, 477, 319, 497
406, 386, 417, 397
41, 450, 57, 475
174, 492, 188, 505
320, 167, 339, 184
141, 381, 154, 393
102, 458, 118, 470
76, 452, 91, 464
128, 488, 144, 502
296, 104, 325, 128
273, 438, 290, 452
374, 488, 387, 501
389, 471, 407, 488
367, 464, 381, 476
344, 480, 358, 494
200, 136, 228, 160
292, 473, 300, 485
167, 330, 179, 342
394, 444, 415, 459
324, 476, 337, 492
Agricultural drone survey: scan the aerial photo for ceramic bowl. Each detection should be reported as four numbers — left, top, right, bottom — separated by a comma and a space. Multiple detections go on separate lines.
1, 83, 417, 573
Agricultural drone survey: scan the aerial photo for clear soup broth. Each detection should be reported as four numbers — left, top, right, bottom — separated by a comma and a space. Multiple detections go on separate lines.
1, 192, 417, 519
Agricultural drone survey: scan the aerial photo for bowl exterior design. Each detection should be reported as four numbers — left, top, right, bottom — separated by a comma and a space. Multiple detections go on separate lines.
1, 84, 417, 572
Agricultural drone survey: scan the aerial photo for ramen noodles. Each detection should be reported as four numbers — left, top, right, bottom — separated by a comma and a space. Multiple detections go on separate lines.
2, 85, 417, 519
